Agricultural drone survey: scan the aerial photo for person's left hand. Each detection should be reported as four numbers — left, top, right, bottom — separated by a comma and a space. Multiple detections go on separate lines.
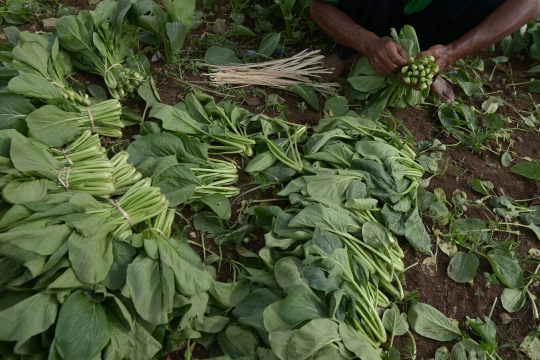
416, 44, 455, 72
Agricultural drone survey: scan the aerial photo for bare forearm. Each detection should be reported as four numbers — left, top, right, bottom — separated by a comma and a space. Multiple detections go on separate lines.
448, 0, 540, 63
309, 0, 375, 55
310, 0, 408, 74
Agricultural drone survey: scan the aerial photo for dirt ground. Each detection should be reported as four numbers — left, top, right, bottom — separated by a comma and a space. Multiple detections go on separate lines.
2, 0, 540, 358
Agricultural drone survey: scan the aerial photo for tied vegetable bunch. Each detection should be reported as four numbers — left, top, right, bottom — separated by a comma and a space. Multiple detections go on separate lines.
56, 0, 149, 100
127, 133, 240, 211
0, 130, 118, 202
96, 17, 146, 100
26, 99, 124, 147
150, 92, 256, 157
83, 178, 169, 240
1, 130, 147, 204
6, 30, 90, 106
401, 55, 439, 90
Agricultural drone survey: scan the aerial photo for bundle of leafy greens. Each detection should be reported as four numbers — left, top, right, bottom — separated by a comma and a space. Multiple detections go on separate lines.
125, 208, 233, 357
0, 123, 217, 360
0, 130, 116, 200
127, 132, 239, 218
25, 99, 124, 145
150, 91, 256, 156
1, 129, 153, 205
56, 0, 149, 99
7, 29, 90, 106
246, 115, 307, 176
348, 25, 433, 119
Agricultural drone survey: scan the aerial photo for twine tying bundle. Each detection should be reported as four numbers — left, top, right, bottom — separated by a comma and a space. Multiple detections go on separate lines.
57, 167, 71, 190
47, 78, 66, 88
85, 107, 95, 133
51, 148, 74, 165
105, 63, 121, 75
109, 199, 134, 226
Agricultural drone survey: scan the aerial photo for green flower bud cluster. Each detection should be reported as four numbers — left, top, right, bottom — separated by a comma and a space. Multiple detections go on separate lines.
400, 56, 439, 90
105, 65, 145, 100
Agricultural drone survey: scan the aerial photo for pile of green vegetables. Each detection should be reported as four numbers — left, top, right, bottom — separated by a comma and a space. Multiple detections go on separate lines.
348, 26, 438, 119
0, 126, 253, 360
0, 4, 505, 355
0, 28, 128, 139
188, 97, 434, 358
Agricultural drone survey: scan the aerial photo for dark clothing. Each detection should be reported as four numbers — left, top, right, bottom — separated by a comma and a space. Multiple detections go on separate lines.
335, 0, 504, 60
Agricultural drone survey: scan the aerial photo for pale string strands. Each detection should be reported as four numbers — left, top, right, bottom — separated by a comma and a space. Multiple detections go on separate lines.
201, 49, 339, 93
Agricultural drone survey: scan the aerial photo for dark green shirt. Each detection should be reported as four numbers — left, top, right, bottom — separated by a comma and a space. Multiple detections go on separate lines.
325, 0, 434, 15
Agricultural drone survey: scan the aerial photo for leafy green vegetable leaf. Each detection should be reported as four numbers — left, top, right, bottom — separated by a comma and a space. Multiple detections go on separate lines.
0, 292, 58, 341
280, 286, 328, 324
447, 252, 479, 283
0, 94, 35, 130
55, 290, 112, 360
408, 303, 461, 341
382, 304, 409, 337
510, 160, 540, 180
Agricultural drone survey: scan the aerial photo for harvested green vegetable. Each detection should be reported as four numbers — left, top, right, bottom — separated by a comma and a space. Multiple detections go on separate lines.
26, 99, 124, 145
127, 132, 239, 214
0, 0, 39, 25
151, 91, 256, 156
348, 25, 435, 119
131, 0, 197, 63
8, 30, 90, 106
56, 0, 149, 99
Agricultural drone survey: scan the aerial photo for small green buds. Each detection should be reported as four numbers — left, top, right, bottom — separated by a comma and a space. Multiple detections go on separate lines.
399, 55, 439, 90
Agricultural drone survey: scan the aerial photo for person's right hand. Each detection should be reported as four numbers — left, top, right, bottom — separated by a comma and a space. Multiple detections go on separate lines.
364, 37, 409, 75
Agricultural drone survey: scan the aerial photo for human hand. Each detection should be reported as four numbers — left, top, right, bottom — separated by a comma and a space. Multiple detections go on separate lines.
364, 37, 409, 76
416, 44, 455, 71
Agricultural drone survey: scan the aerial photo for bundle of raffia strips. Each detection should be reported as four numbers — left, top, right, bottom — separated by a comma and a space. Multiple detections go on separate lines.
201, 49, 339, 94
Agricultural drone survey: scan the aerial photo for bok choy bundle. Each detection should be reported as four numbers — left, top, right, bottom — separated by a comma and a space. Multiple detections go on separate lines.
151, 91, 256, 156
26, 99, 124, 146
127, 133, 240, 216
0, 130, 147, 202
56, 0, 149, 100
8, 30, 90, 106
